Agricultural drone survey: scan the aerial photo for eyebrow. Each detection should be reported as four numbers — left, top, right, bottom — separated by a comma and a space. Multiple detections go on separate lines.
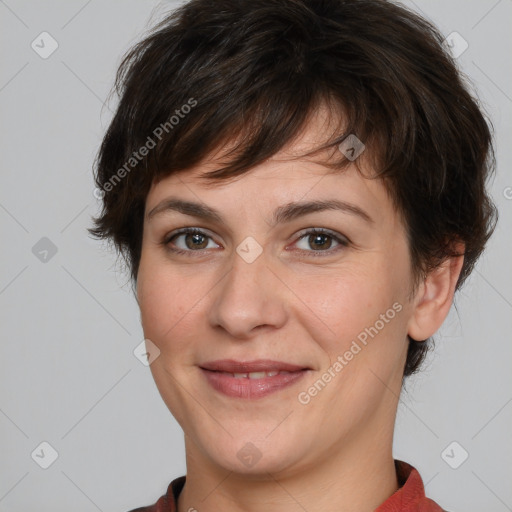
147, 197, 374, 226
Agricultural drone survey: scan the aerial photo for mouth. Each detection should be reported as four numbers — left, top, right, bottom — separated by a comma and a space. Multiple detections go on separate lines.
200, 359, 309, 373
199, 359, 310, 399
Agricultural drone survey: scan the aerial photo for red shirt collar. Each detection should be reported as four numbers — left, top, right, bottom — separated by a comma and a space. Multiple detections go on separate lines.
375, 460, 446, 511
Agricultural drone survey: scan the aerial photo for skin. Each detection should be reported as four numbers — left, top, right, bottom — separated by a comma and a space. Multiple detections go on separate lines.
136, 106, 463, 512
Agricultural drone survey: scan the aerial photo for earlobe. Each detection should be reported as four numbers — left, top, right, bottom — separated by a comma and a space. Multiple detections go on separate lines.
407, 244, 465, 341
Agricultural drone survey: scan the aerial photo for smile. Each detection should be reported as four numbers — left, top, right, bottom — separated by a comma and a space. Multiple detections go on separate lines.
200, 367, 309, 399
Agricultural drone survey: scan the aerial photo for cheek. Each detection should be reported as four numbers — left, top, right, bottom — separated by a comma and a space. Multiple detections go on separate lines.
137, 258, 207, 351
294, 272, 408, 420
298, 266, 403, 342
137, 262, 209, 424
292, 260, 410, 399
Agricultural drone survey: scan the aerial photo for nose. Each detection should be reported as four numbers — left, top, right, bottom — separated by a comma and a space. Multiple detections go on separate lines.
207, 245, 288, 339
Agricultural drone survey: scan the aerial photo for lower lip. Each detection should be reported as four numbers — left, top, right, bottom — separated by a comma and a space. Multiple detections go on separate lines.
200, 369, 308, 399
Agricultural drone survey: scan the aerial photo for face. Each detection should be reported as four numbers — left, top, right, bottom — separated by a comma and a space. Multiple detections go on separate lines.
136, 112, 417, 477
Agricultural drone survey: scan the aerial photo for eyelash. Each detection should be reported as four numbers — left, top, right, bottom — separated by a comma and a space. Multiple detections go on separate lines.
161, 227, 349, 257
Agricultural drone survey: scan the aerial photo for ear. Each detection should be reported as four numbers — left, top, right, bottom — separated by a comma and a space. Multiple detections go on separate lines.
407, 243, 465, 341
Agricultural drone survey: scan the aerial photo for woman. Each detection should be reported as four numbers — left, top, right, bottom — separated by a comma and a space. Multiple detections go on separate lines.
89, 0, 497, 510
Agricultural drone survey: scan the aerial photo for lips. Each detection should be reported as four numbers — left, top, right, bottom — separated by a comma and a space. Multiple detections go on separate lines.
199, 359, 310, 399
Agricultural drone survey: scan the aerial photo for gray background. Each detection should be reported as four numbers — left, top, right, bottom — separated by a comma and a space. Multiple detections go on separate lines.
0, 1, 511, 511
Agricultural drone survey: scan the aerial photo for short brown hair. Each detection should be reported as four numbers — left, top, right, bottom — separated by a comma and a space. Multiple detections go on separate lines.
89, 0, 498, 378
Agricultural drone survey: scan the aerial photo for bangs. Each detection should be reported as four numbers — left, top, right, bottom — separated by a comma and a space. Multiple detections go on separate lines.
150, 92, 373, 187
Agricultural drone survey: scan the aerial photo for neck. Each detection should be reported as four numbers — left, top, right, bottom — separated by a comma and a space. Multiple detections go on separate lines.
177, 426, 399, 512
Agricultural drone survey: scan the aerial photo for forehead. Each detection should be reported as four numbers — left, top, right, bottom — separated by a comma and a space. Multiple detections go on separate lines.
145, 103, 395, 225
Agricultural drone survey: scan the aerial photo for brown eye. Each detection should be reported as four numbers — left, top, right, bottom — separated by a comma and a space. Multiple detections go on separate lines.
307, 233, 334, 251
165, 228, 219, 254
182, 232, 209, 250
293, 228, 349, 255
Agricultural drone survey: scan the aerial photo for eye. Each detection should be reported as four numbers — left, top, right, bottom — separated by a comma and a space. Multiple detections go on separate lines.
292, 228, 349, 256
163, 228, 219, 255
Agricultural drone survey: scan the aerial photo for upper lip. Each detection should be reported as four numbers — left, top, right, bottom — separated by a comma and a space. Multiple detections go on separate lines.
200, 359, 309, 373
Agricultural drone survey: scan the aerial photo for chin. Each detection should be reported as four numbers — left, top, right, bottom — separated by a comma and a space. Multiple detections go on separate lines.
197, 432, 306, 477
